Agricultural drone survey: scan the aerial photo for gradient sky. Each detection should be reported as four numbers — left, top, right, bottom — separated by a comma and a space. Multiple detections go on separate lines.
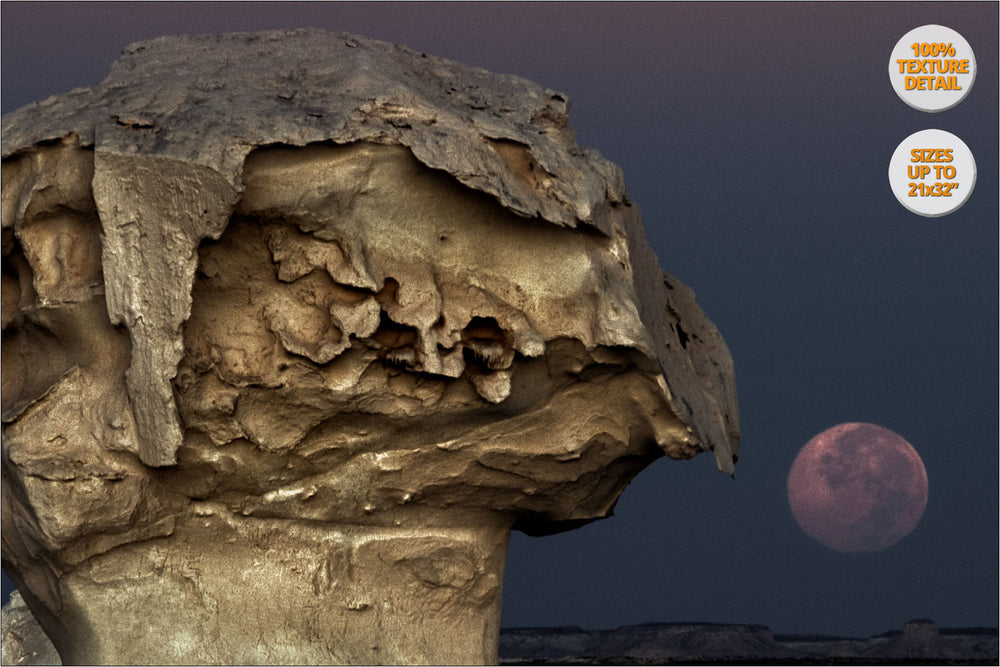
2, 1, 997, 638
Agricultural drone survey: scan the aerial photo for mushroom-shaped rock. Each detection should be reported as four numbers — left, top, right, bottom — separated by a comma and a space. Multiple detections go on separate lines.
1, 29, 739, 665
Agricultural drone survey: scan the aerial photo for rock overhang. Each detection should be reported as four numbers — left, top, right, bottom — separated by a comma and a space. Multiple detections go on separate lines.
2, 27, 738, 503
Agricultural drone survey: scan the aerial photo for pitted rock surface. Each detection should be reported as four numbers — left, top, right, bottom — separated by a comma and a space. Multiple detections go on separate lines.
2, 29, 739, 665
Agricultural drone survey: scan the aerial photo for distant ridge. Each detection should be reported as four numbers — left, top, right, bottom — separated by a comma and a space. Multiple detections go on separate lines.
499, 619, 999, 664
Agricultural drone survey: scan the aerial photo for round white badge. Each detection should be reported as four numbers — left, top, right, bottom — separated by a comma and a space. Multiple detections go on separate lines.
888, 129, 976, 217
889, 25, 976, 112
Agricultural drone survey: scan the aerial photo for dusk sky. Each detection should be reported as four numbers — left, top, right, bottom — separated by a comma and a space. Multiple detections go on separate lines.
2, 2, 997, 639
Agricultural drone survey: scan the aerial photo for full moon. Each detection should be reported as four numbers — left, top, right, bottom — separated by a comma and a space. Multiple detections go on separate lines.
787, 423, 928, 553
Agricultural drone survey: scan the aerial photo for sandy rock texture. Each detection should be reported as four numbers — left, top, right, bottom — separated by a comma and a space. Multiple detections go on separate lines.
1, 592, 60, 666
1, 29, 739, 665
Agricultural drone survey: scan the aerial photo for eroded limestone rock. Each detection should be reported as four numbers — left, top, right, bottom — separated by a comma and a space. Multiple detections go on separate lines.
1, 592, 60, 666
2, 29, 739, 665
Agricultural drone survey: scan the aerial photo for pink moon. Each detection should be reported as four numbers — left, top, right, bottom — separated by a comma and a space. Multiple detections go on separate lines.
787, 423, 928, 553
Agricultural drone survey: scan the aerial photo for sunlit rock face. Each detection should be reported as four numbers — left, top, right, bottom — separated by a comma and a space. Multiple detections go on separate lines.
1, 29, 739, 665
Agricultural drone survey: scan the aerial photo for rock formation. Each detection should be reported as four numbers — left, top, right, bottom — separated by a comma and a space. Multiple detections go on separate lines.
1, 592, 60, 666
1, 29, 739, 665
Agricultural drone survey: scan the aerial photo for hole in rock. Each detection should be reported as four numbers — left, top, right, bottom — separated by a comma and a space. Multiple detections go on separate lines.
461, 317, 508, 370
373, 311, 419, 368
675, 322, 689, 349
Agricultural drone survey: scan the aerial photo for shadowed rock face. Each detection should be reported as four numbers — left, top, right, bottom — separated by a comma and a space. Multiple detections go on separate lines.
1, 29, 739, 665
